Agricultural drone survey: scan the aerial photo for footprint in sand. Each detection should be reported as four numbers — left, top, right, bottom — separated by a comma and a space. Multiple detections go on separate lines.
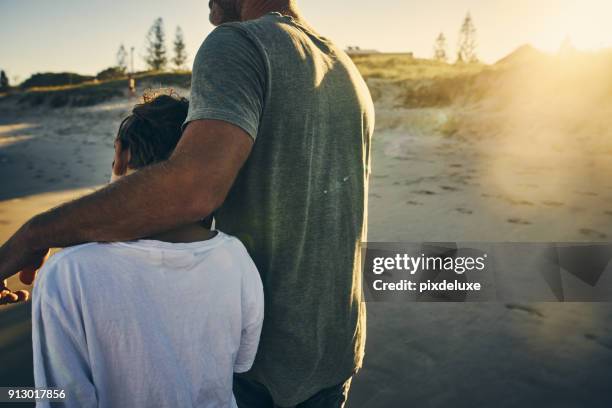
370, 193, 382, 199
505, 303, 544, 317
507, 198, 535, 206
406, 200, 423, 206
440, 185, 461, 192
576, 191, 599, 197
584, 333, 612, 350
541, 200, 564, 207
456, 208, 473, 215
0, 220, 9, 225
604, 211, 612, 217
449, 163, 463, 168
507, 217, 532, 225
579, 228, 608, 239
413, 190, 437, 196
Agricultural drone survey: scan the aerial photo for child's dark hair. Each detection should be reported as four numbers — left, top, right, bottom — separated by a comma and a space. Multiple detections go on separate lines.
117, 92, 214, 228
116, 93, 189, 168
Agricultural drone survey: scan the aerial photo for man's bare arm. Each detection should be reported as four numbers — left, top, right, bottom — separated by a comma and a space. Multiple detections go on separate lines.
0, 119, 253, 284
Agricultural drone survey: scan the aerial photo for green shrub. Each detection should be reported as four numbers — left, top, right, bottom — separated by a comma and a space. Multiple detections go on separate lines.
21, 72, 94, 89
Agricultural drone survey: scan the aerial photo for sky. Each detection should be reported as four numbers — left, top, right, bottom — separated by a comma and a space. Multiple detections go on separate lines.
1, 0, 612, 82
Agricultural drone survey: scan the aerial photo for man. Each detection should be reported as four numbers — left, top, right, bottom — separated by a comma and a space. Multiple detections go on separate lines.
0, 0, 374, 406
33, 94, 264, 407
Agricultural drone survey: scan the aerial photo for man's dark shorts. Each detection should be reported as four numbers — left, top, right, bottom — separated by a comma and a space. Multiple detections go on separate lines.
233, 375, 352, 408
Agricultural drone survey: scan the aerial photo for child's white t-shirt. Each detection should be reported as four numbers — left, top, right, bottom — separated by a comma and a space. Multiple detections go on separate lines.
32, 231, 264, 408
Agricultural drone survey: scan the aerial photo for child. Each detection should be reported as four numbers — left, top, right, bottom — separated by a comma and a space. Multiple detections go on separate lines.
32, 93, 264, 408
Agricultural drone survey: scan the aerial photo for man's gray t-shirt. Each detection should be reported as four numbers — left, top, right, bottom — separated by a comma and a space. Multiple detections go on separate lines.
185, 12, 374, 406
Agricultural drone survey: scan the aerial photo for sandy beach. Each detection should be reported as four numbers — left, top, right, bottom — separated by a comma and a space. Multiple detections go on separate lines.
1, 73, 612, 406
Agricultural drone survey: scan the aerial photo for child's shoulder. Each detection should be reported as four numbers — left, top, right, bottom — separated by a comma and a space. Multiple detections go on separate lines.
215, 232, 261, 286
215, 232, 256, 263
43, 242, 118, 271
35, 243, 121, 293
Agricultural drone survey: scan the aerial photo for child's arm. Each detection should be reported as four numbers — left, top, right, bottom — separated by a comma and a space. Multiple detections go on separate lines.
32, 263, 97, 408
234, 267, 265, 373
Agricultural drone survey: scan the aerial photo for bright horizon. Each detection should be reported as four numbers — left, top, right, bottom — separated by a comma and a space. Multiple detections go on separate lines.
2, 0, 612, 82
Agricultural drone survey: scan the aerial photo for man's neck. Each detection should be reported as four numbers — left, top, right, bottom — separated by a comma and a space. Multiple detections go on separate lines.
147, 223, 216, 244
241, 0, 301, 22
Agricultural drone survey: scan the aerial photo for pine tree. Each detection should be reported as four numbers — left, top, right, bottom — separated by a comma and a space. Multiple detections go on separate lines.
172, 26, 188, 70
0, 70, 9, 90
144, 18, 167, 71
116, 44, 128, 73
433, 32, 448, 62
457, 12, 478, 63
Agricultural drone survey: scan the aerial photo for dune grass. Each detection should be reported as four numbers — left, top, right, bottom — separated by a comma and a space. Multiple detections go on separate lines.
350, 53, 485, 82
3, 54, 490, 110
4, 71, 192, 108
350, 54, 492, 108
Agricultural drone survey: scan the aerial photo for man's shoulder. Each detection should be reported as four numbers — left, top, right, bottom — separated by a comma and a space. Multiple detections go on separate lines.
207, 13, 290, 49
220, 12, 283, 33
